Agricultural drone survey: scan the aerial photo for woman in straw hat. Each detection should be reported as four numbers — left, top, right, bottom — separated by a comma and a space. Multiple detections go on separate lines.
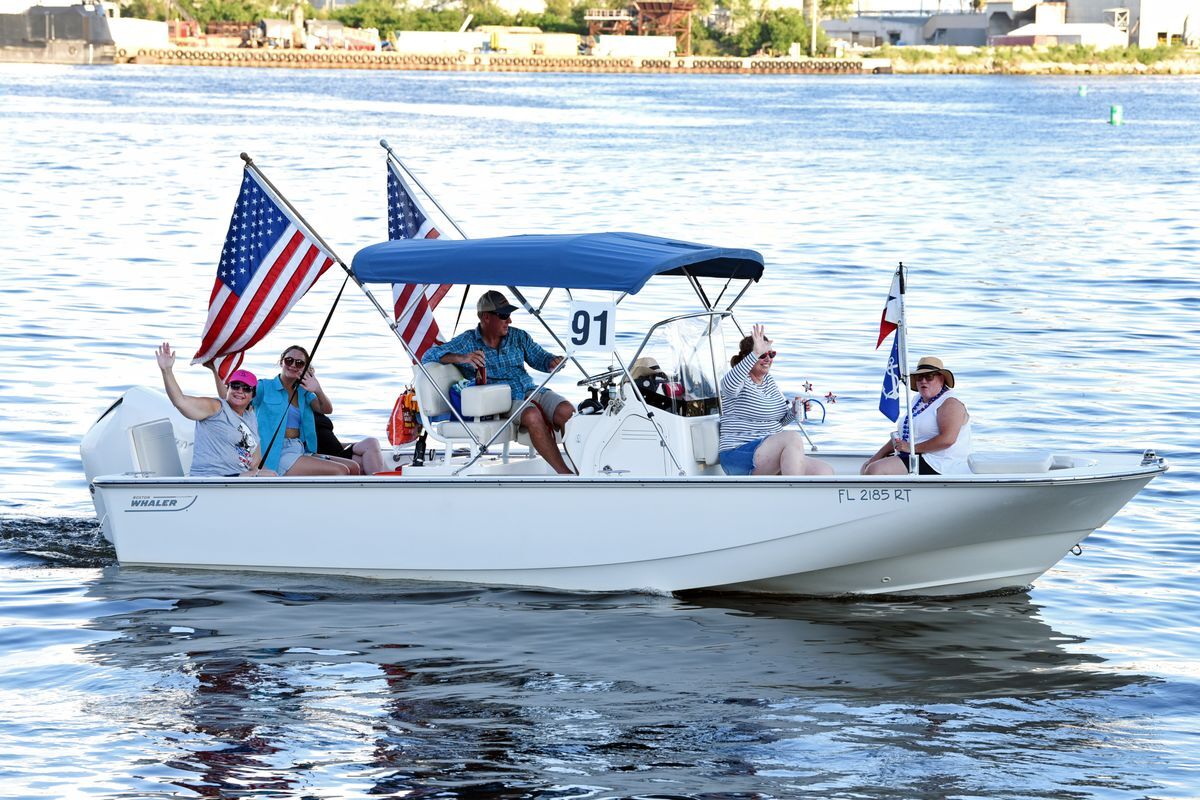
717, 324, 834, 477
861, 356, 972, 476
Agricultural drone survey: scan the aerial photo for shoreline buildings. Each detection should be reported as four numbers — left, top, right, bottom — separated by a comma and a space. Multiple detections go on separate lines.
821, 0, 1200, 48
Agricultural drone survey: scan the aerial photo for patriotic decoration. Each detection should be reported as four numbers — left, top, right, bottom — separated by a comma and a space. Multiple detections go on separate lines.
878, 336, 901, 422
193, 169, 334, 378
877, 268, 905, 421
387, 160, 453, 361
877, 271, 902, 349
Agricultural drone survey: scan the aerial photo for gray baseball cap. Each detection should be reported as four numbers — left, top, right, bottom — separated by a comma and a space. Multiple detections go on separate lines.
477, 290, 518, 316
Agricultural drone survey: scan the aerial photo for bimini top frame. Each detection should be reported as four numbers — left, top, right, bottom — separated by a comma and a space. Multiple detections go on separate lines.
347, 232, 765, 467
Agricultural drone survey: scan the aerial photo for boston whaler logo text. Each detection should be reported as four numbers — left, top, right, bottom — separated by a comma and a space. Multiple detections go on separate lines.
127, 495, 197, 512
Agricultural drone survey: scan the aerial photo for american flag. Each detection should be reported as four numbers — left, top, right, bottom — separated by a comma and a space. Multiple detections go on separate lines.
192, 169, 334, 378
387, 159, 452, 361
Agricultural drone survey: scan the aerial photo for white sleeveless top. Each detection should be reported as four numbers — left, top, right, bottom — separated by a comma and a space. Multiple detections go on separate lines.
908, 389, 971, 475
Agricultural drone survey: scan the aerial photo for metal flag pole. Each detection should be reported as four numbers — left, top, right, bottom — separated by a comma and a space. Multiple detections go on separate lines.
243, 152, 426, 360
379, 139, 468, 238
243, 154, 486, 466
247, 153, 482, 463
240, 153, 353, 280
228, 154, 360, 469
237, 153, 363, 469
895, 262, 917, 476
379, 142, 590, 381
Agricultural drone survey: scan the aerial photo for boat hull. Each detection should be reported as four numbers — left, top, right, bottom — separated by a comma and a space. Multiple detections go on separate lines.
89, 466, 1160, 597
0, 39, 114, 63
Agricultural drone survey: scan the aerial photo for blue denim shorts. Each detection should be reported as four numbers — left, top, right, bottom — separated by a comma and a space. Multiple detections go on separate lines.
719, 437, 766, 476
278, 436, 305, 475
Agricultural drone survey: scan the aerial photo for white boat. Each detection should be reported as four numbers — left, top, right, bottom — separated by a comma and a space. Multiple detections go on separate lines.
83, 232, 1166, 597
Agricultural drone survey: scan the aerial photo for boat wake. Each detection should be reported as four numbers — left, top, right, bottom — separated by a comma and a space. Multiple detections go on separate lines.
0, 516, 114, 568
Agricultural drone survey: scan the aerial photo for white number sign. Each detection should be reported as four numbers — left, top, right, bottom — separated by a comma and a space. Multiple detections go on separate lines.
565, 301, 616, 353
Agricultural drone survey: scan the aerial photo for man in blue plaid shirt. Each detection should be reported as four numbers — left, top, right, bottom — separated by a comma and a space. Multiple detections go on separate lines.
422, 290, 575, 473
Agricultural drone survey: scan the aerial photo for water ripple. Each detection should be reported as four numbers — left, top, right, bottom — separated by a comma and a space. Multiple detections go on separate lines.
1, 67, 1198, 799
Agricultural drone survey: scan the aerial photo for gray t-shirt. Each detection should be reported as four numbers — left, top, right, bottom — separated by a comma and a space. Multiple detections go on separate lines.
190, 400, 259, 477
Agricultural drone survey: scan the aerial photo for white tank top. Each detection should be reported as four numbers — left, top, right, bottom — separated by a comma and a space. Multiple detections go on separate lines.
909, 389, 971, 475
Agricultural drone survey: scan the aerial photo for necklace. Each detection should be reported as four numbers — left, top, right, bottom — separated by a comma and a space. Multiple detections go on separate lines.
901, 387, 948, 442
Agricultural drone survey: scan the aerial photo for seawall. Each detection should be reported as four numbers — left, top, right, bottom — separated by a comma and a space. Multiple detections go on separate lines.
118, 48, 887, 74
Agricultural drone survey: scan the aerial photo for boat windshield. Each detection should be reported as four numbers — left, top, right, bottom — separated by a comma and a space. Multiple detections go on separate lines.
628, 314, 727, 417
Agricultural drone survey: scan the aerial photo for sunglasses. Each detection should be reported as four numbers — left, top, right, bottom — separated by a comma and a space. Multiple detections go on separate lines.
228, 381, 254, 393
762, 351, 778, 359
489, 311, 512, 321
914, 372, 941, 382
283, 356, 307, 369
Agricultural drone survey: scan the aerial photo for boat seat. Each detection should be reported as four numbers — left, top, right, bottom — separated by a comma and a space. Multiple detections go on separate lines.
413, 363, 516, 452
968, 451, 1053, 474
129, 418, 184, 477
690, 416, 720, 465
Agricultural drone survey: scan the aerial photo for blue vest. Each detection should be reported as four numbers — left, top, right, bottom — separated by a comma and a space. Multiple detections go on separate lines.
253, 376, 317, 471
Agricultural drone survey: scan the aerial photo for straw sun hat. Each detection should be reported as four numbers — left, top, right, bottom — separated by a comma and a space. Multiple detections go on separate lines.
628, 357, 665, 381
908, 356, 955, 391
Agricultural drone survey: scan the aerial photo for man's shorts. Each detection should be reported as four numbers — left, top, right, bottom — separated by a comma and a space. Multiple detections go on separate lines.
514, 388, 570, 427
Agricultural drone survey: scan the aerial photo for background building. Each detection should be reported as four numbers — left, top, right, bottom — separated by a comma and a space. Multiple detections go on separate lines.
822, 0, 1200, 47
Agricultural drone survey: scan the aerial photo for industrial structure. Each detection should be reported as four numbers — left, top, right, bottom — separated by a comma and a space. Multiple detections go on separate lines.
634, 1, 696, 55
822, 0, 1200, 48
584, 6, 635, 36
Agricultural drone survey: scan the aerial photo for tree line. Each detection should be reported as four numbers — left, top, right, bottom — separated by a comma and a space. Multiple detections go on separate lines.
120, 0, 848, 56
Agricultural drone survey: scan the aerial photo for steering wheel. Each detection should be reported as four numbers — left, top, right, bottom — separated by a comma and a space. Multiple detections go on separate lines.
577, 367, 624, 387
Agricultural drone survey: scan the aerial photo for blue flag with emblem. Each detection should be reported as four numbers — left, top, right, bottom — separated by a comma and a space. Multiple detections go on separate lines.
879, 335, 901, 422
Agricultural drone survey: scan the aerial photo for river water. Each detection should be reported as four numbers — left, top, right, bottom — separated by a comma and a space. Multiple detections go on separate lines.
1, 64, 1198, 798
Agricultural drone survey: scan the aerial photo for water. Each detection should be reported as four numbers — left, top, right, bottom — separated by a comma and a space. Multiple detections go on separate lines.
1, 65, 1199, 798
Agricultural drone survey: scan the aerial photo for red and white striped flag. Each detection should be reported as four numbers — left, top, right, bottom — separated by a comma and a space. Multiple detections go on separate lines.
877, 271, 902, 349
192, 169, 334, 378
386, 159, 453, 361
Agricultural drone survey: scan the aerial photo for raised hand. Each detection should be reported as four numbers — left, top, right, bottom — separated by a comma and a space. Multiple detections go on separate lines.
300, 368, 321, 394
751, 324, 772, 356
155, 342, 176, 371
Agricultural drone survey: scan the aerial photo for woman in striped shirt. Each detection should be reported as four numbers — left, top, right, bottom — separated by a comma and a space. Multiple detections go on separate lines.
718, 325, 834, 477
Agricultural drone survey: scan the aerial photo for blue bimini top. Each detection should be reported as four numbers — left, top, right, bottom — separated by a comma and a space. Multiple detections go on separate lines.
351, 232, 764, 295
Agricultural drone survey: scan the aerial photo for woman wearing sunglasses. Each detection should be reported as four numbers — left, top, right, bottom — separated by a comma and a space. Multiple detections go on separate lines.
861, 356, 971, 476
156, 342, 273, 477
717, 325, 834, 477
248, 345, 357, 476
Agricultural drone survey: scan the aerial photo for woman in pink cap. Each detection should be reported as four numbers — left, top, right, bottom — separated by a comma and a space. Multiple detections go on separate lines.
155, 342, 274, 478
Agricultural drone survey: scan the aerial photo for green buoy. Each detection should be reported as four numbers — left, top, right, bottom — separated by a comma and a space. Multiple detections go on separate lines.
1110, 104, 1124, 126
